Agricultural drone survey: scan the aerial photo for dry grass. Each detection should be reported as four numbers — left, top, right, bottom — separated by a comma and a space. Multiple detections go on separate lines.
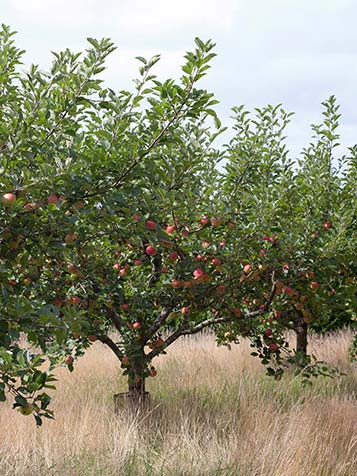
0, 330, 356, 476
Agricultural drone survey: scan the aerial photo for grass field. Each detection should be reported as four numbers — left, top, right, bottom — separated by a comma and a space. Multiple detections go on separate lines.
0, 330, 356, 476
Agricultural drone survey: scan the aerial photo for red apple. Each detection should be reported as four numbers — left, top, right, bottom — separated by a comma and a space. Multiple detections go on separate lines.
1, 193, 17, 205
211, 257, 221, 266
181, 306, 190, 314
120, 303, 129, 312
121, 355, 129, 366
273, 310, 281, 319
193, 268, 205, 279
133, 213, 140, 221
166, 225, 175, 233
150, 367, 157, 377
310, 281, 319, 289
145, 245, 157, 256
210, 217, 221, 226
216, 284, 226, 294
146, 220, 157, 230
264, 328, 273, 337
47, 194, 58, 204
269, 342, 279, 352
133, 322, 141, 330
200, 216, 209, 225
243, 264, 252, 274
172, 279, 183, 289
64, 356, 73, 365
323, 222, 332, 230
134, 259, 142, 266
88, 335, 98, 342
169, 251, 178, 261
282, 286, 294, 296
113, 263, 121, 271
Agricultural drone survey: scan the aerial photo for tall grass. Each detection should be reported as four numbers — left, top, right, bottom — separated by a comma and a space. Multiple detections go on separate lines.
0, 330, 356, 476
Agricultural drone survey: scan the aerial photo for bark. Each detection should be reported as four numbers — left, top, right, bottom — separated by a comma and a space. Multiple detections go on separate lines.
295, 319, 308, 356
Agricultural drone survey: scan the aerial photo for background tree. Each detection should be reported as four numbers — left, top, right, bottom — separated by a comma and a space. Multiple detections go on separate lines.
222, 98, 356, 364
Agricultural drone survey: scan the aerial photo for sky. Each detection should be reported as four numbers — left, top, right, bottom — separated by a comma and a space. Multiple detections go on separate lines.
2, 0, 357, 159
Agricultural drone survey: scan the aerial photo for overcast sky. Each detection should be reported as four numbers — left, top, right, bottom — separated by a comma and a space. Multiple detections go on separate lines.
2, 0, 357, 159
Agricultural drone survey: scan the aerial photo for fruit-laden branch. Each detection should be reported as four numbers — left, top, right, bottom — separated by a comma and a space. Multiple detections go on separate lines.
98, 335, 123, 360
146, 273, 278, 359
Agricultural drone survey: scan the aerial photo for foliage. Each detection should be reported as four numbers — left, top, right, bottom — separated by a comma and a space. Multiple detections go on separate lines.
0, 25, 355, 424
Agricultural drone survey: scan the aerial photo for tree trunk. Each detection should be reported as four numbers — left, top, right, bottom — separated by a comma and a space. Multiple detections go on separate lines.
114, 350, 150, 413
295, 318, 308, 361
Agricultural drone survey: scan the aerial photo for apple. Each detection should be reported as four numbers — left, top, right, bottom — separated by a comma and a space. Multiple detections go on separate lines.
53, 298, 63, 308
18, 404, 33, 416
210, 217, 221, 226
282, 286, 294, 296
323, 222, 332, 230
133, 213, 140, 221
219, 241, 226, 247
196, 255, 204, 261
166, 225, 175, 233
119, 268, 128, 276
183, 281, 192, 289
145, 245, 157, 256
211, 257, 221, 266
120, 303, 129, 312
146, 220, 157, 230
269, 342, 279, 352
200, 216, 209, 225
73, 200, 85, 210
311, 232, 319, 239
64, 356, 73, 365
88, 335, 98, 342
134, 259, 142, 266
113, 263, 121, 271
201, 240, 210, 248
216, 284, 226, 294
121, 355, 129, 366
264, 328, 273, 337
1, 193, 16, 205
162, 240, 172, 247
243, 264, 252, 274
150, 367, 157, 377
193, 268, 206, 279
182, 228, 189, 236
310, 281, 319, 289
169, 251, 178, 261
65, 232, 78, 244
133, 322, 141, 330
47, 194, 59, 204
233, 308, 242, 317
172, 279, 183, 289
23, 202, 37, 210
181, 306, 190, 314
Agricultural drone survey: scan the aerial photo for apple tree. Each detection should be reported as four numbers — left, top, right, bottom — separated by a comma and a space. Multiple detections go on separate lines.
222, 97, 356, 365
1, 28, 295, 420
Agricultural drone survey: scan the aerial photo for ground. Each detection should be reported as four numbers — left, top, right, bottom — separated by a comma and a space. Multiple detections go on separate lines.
0, 330, 356, 476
